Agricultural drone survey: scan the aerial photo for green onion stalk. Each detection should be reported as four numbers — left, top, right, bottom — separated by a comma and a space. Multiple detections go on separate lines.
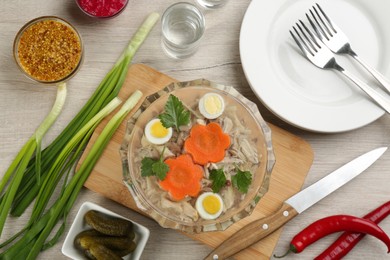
0, 11, 159, 230
29, 97, 122, 224
0, 83, 67, 236
0, 91, 143, 260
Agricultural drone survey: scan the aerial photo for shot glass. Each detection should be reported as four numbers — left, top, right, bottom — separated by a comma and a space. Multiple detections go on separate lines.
161, 2, 205, 59
195, 0, 228, 9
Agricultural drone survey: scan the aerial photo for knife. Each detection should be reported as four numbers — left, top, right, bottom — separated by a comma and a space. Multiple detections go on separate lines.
204, 147, 387, 260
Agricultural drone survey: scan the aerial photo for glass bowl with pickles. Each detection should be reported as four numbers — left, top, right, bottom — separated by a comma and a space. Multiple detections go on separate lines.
121, 79, 275, 233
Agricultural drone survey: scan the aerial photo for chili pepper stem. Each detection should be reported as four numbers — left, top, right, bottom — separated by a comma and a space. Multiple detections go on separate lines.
274, 245, 297, 258
273, 250, 290, 258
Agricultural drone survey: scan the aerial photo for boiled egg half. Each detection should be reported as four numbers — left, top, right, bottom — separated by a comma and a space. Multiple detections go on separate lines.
195, 192, 224, 220
198, 93, 225, 119
144, 118, 173, 145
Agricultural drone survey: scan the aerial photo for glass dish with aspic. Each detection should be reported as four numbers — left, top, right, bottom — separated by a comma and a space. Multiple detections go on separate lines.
121, 79, 275, 233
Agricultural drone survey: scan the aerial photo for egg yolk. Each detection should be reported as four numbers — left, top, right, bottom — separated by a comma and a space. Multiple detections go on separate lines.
150, 121, 169, 138
202, 195, 221, 214
204, 95, 222, 115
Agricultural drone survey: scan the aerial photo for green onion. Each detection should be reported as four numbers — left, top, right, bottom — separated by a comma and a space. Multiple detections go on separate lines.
0, 90, 143, 260
26, 91, 142, 258
5, 11, 159, 218
34, 83, 67, 184
30, 97, 123, 223
0, 83, 67, 236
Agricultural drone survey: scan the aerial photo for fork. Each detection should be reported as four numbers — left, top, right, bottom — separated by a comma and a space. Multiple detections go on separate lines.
290, 21, 390, 114
307, 3, 390, 94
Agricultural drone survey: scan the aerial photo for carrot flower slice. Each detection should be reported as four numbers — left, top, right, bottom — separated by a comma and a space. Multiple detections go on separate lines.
184, 122, 230, 165
159, 154, 203, 201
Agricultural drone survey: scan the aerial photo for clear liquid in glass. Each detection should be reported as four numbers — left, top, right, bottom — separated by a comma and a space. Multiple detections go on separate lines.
161, 3, 205, 59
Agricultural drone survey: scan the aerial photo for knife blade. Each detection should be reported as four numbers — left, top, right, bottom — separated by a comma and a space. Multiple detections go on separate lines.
204, 147, 387, 260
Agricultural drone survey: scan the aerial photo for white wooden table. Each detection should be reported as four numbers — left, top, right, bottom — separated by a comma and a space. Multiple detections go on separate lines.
1, 1, 390, 259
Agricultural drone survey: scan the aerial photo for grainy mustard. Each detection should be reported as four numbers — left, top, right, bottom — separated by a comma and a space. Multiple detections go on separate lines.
17, 19, 82, 82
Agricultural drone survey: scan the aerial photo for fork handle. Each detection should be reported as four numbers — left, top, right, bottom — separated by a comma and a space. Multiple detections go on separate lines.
350, 53, 390, 94
337, 67, 390, 114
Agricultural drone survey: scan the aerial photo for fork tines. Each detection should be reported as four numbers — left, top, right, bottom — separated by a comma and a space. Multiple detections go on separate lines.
306, 3, 337, 41
290, 20, 323, 57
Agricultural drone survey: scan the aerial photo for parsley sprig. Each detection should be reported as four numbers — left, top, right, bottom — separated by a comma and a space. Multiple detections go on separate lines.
141, 146, 169, 180
210, 168, 252, 194
232, 169, 252, 193
209, 169, 227, 193
158, 94, 190, 132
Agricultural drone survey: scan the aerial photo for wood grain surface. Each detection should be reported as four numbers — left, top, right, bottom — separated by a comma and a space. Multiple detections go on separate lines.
1, 1, 390, 260
79, 64, 314, 259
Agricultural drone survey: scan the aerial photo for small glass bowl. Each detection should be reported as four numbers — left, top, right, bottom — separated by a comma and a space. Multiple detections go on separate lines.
75, 0, 129, 19
120, 79, 275, 233
13, 16, 83, 85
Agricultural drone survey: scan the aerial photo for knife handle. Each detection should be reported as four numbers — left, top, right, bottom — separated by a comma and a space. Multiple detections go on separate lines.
204, 202, 298, 260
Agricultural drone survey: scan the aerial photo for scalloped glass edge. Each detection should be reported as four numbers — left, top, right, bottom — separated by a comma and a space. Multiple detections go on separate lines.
120, 79, 276, 233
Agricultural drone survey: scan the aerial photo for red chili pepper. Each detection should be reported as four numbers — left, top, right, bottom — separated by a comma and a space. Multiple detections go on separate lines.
275, 215, 390, 258
315, 201, 390, 260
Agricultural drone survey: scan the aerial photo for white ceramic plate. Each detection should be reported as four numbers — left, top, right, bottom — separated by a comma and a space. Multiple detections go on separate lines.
62, 202, 150, 260
240, 0, 390, 133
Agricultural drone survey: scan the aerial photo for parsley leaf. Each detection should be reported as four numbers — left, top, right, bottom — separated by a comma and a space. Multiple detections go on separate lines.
158, 94, 190, 131
141, 156, 169, 180
232, 169, 252, 193
209, 169, 226, 193
152, 161, 169, 180
141, 157, 157, 177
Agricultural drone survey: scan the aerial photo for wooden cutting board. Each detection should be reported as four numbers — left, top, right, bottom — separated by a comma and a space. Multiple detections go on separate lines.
79, 64, 314, 259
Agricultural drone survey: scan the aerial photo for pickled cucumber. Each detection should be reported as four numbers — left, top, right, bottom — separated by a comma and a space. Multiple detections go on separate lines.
74, 230, 101, 251
84, 210, 133, 237
75, 211, 138, 259
112, 242, 137, 257
100, 236, 135, 250
84, 242, 122, 260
